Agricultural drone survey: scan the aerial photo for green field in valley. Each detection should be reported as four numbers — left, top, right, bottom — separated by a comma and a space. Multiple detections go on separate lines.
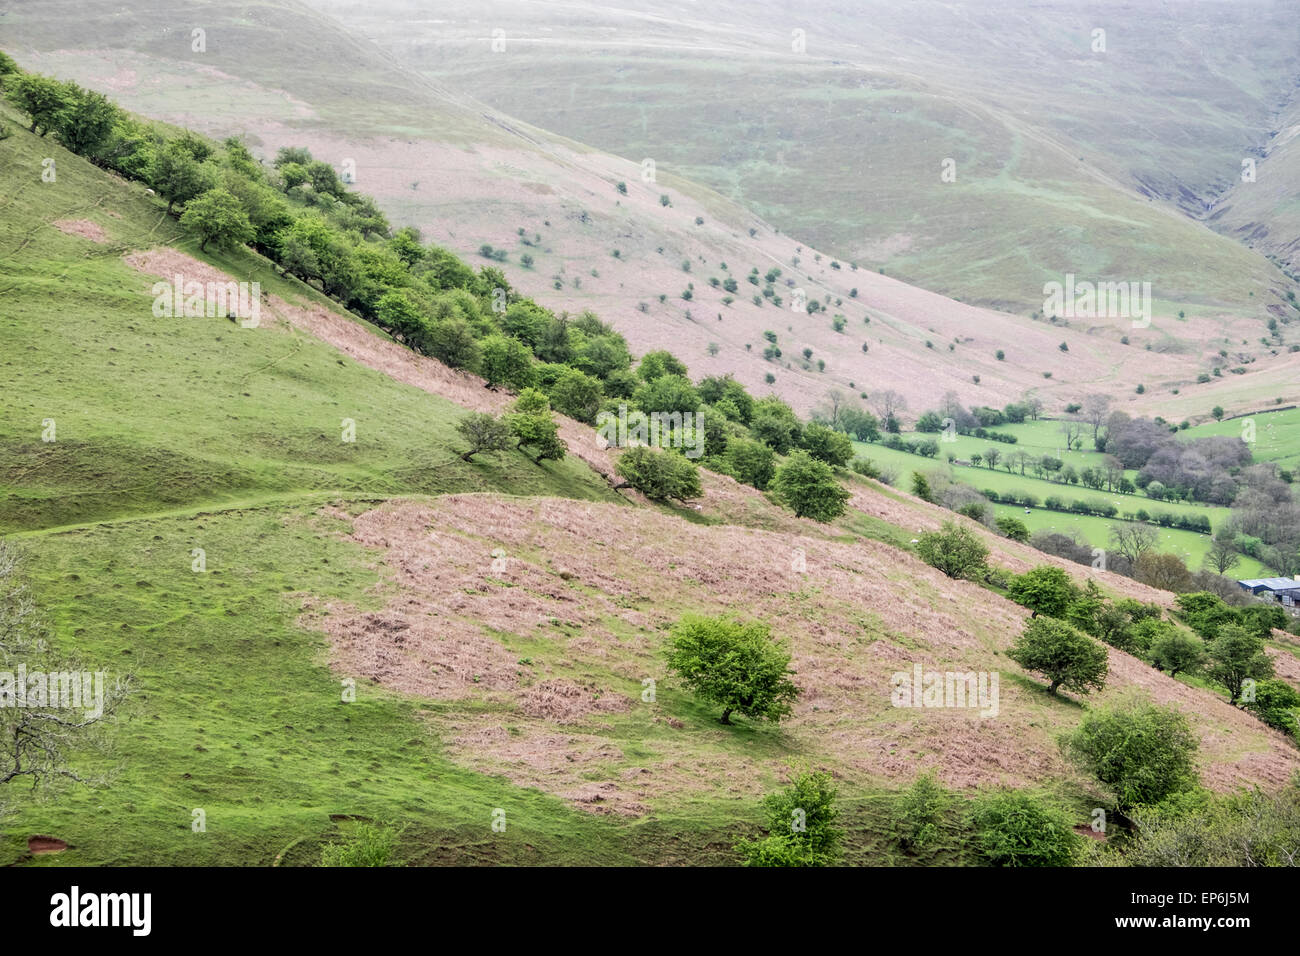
852, 413, 1278, 578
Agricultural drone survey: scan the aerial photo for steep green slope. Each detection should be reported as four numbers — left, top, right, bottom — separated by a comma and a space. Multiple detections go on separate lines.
0, 103, 618, 534
0, 111, 673, 866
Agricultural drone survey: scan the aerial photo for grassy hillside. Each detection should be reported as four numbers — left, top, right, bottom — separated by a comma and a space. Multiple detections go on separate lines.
318, 0, 1300, 315
1184, 406, 1300, 473
1209, 92, 1300, 279
0, 102, 617, 534
8, 0, 1299, 423
2, 32, 1298, 870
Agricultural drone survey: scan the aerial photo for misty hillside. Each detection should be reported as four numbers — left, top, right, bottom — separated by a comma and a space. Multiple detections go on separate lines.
1, 0, 1299, 885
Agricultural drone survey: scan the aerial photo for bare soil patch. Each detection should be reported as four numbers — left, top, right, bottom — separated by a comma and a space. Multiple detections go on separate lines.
27, 836, 68, 854
53, 219, 107, 243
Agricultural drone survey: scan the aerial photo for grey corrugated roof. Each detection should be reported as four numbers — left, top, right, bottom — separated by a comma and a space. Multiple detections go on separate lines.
1238, 577, 1300, 589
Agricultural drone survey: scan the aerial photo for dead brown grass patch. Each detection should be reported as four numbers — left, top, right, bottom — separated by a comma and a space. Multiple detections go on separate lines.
300, 495, 1299, 816
53, 218, 107, 242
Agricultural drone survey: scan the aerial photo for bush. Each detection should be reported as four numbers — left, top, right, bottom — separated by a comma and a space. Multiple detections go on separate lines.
1125, 787, 1300, 866
723, 437, 776, 490
1242, 679, 1300, 739
320, 822, 402, 867
801, 422, 854, 467
1006, 565, 1078, 619
770, 452, 851, 521
911, 471, 933, 502
614, 446, 702, 502
892, 771, 951, 851
995, 516, 1030, 542
665, 614, 798, 725
915, 522, 989, 579
851, 456, 880, 479
1148, 628, 1205, 678
1007, 616, 1108, 696
1060, 701, 1199, 810
736, 771, 841, 867
968, 792, 1079, 866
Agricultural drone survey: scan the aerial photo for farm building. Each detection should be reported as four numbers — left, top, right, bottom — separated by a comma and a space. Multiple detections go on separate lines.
1237, 577, 1300, 607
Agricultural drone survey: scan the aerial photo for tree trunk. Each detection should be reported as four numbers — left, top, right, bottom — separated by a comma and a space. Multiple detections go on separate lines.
719, 708, 733, 725
1047, 680, 1060, 695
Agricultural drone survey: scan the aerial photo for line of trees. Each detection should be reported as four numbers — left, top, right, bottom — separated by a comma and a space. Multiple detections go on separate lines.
3, 60, 871, 522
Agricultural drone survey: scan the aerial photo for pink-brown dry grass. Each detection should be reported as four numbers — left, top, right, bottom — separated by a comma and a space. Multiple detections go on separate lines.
845, 479, 1176, 606
52, 218, 107, 242
1267, 645, 1300, 691
304, 495, 1300, 816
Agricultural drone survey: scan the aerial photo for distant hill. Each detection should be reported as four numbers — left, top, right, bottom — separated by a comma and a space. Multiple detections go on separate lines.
5, 0, 1299, 422
309, 0, 1300, 314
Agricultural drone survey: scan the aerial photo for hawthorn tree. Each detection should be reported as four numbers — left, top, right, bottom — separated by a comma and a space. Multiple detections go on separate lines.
1007, 616, 1108, 696
770, 451, 850, 521
455, 412, 513, 461
479, 335, 535, 391
725, 437, 776, 490
0, 543, 130, 809
801, 423, 853, 467
148, 141, 214, 214
180, 188, 254, 253
1149, 628, 1205, 678
665, 614, 798, 725
374, 290, 427, 342
4, 73, 69, 136
548, 368, 602, 424
424, 317, 480, 369
506, 388, 566, 464
51, 83, 121, 156
1006, 565, 1077, 618
1061, 702, 1199, 810
1206, 623, 1274, 704
915, 522, 989, 579
614, 446, 702, 502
